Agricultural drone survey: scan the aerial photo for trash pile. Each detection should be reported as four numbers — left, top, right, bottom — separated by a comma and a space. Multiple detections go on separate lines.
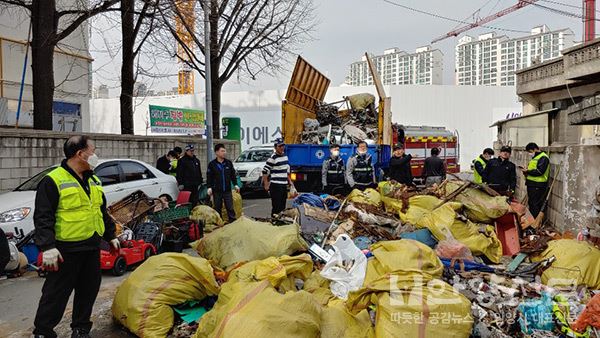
110, 181, 600, 338
301, 93, 378, 144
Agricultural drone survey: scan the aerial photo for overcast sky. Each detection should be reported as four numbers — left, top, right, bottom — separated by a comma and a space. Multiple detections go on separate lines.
91, 0, 587, 95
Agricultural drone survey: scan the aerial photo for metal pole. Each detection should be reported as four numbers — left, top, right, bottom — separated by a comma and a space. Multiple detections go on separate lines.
16, 22, 32, 128
204, 0, 214, 163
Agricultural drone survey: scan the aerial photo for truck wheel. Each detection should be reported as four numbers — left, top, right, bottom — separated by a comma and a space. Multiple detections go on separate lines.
112, 256, 127, 276
144, 247, 154, 261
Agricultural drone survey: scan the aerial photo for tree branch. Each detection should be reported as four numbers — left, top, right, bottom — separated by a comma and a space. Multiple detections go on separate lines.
56, 0, 120, 42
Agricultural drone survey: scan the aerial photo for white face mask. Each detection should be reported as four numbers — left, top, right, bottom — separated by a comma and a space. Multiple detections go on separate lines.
87, 153, 99, 169
331, 150, 340, 157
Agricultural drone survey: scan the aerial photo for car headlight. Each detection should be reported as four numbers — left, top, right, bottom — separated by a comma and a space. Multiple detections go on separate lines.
0, 207, 31, 223
247, 167, 262, 179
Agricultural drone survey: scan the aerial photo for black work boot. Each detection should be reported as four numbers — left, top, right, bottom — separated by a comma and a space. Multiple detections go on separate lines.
71, 329, 91, 338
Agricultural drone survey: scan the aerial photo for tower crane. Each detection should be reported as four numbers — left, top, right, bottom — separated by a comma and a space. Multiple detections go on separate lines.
432, 0, 596, 44
175, 0, 195, 94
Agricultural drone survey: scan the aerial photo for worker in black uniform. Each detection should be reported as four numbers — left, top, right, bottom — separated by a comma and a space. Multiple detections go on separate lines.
519, 142, 551, 218
484, 145, 517, 196
346, 141, 376, 191
176, 144, 204, 206
207, 143, 239, 222
321, 144, 346, 195
32, 135, 118, 338
422, 147, 446, 187
388, 143, 414, 186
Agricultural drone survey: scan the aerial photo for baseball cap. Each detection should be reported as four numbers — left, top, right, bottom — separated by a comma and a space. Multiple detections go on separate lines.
393, 143, 404, 150
185, 144, 195, 151
273, 138, 285, 147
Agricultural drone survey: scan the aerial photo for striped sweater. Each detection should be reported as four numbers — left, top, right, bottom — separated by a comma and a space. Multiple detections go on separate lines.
262, 153, 290, 185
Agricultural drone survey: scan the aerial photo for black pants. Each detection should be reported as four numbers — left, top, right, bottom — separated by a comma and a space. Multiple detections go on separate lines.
269, 183, 288, 216
0, 228, 9, 273
183, 184, 200, 206
213, 190, 236, 222
353, 182, 375, 191
527, 185, 547, 218
325, 184, 347, 196
33, 249, 101, 337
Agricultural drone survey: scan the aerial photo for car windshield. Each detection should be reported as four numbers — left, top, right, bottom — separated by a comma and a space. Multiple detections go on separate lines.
15, 166, 56, 191
236, 150, 272, 163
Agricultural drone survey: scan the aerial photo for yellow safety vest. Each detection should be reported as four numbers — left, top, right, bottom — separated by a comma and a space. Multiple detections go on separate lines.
47, 167, 105, 242
526, 152, 550, 183
473, 156, 486, 184
169, 159, 178, 177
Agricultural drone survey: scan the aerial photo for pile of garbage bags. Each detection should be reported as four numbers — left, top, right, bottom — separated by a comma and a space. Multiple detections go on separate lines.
111, 179, 600, 338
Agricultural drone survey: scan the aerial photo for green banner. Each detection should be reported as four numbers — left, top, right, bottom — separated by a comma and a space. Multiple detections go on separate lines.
149, 105, 205, 135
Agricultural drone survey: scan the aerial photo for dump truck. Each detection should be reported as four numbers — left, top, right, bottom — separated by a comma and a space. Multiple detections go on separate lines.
282, 55, 392, 192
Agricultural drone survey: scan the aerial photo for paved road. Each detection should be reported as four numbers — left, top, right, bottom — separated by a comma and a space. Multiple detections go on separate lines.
0, 196, 273, 338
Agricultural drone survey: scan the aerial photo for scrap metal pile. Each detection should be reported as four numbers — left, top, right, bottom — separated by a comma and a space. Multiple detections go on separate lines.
301, 93, 379, 144
110, 181, 600, 338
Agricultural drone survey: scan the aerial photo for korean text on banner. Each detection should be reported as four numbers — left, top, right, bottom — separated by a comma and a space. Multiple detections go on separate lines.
149, 105, 206, 135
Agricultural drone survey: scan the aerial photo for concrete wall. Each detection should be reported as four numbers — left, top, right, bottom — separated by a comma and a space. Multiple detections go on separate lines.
0, 129, 240, 192
90, 85, 522, 169
508, 145, 600, 234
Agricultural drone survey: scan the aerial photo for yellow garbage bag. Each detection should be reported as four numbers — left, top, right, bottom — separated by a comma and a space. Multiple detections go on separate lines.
304, 270, 336, 306
194, 254, 321, 338
445, 181, 510, 223
399, 196, 503, 263
220, 191, 243, 223
190, 205, 224, 233
347, 271, 473, 338
348, 188, 381, 207
321, 298, 375, 338
195, 216, 308, 269
448, 220, 503, 263
365, 240, 444, 285
532, 239, 600, 289
112, 253, 220, 338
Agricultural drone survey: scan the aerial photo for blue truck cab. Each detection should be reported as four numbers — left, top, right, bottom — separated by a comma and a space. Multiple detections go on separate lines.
282, 56, 393, 192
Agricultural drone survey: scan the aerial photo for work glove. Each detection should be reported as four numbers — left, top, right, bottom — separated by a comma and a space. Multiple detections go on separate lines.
42, 248, 63, 272
207, 188, 213, 196
178, 185, 184, 190
110, 238, 121, 252
234, 185, 240, 193
290, 185, 298, 197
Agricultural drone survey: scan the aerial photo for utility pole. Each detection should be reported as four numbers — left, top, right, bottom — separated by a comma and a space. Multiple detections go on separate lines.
204, 0, 214, 163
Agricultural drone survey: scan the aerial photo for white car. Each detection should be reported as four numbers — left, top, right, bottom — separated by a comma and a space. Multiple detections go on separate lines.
0, 159, 179, 236
233, 146, 273, 192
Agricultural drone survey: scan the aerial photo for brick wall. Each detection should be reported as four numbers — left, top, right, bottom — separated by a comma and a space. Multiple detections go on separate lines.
0, 129, 240, 192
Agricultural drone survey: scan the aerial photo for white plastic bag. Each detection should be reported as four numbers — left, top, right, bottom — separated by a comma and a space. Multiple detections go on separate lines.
320, 234, 368, 300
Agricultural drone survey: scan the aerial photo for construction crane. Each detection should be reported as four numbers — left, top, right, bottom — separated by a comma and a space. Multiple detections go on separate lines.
431, 0, 541, 43
175, 0, 195, 94
432, 0, 597, 43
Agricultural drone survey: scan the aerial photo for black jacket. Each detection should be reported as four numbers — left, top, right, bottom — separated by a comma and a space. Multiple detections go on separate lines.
33, 160, 116, 252
525, 151, 550, 188
484, 157, 517, 192
176, 154, 203, 186
422, 156, 446, 178
206, 158, 237, 193
156, 155, 170, 175
389, 154, 413, 185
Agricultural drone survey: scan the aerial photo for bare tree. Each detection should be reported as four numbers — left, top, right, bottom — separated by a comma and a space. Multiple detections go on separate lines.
120, 0, 158, 134
154, 0, 316, 138
0, 0, 120, 130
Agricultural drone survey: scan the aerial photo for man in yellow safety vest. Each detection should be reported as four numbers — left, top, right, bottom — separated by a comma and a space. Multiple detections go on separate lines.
519, 142, 550, 218
472, 148, 494, 184
32, 136, 118, 338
